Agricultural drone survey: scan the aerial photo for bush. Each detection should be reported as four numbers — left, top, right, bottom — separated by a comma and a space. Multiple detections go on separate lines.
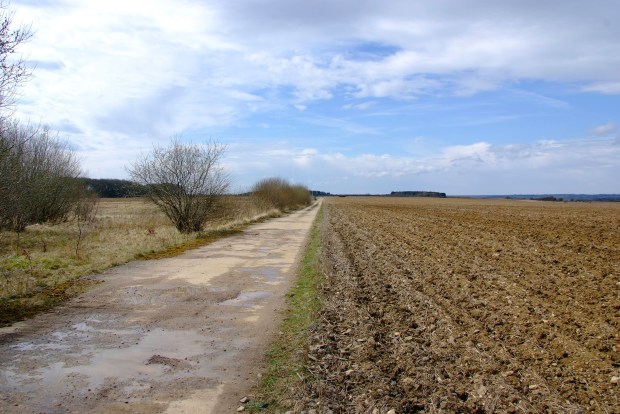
128, 138, 230, 233
251, 177, 312, 211
0, 121, 88, 232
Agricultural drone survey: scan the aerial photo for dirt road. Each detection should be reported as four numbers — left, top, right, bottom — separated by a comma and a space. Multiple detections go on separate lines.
0, 202, 320, 413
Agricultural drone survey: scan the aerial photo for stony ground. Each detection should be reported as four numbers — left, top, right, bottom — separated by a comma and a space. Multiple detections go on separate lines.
299, 197, 619, 414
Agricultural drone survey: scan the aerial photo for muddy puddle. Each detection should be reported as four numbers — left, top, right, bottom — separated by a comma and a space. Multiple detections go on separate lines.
220, 290, 273, 307
239, 266, 286, 283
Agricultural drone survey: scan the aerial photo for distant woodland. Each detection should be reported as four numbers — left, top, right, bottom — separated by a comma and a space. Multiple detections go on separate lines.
82, 178, 148, 198
390, 191, 447, 198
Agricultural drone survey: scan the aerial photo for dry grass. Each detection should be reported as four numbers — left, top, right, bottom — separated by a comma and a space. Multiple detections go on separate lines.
0, 196, 279, 325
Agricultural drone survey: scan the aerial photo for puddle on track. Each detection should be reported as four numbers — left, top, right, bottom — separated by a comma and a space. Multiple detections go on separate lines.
220, 291, 272, 307
66, 328, 206, 389
240, 267, 284, 283
3, 328, 211, 391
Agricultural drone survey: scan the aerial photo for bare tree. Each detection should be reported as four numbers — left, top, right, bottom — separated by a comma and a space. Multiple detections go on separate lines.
0, 0, 33, 117
0, 3, 90, 233
128, 138, 230, 233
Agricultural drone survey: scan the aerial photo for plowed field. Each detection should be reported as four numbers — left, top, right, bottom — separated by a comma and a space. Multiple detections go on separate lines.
301, 197, 619, 413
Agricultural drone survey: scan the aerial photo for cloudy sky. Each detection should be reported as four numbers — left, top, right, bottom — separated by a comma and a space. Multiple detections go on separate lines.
10, 0, 620, 195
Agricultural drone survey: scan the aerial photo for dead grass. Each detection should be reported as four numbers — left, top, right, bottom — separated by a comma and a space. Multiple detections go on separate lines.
0, 196, 279, 326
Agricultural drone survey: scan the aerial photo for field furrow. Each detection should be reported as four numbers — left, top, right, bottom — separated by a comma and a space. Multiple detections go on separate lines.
301, 197, 619, 413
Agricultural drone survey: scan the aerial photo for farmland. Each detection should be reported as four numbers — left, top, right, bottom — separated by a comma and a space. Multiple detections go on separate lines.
299, 197, 619, 413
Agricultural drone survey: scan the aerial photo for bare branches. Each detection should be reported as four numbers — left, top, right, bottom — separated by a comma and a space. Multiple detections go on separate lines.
0, 0, 33, 116
0, 121, 86, 232
128, 138, 230, 233
0, 4, 88, 234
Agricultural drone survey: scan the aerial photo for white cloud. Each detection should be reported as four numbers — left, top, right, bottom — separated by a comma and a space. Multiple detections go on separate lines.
583, 82, 620, 95
343, 101, 376, 110
13, 0, 620, 136
589, 123, 617, 136
223, 135, 620, 194
6, 0, 620, 194
440, 142, 494, 166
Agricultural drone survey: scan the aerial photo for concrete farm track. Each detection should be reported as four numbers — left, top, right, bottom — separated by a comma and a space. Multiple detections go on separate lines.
0, 201, 320, 414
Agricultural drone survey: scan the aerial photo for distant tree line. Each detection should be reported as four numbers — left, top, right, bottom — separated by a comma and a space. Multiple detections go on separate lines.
82, 178, 148, 198
390, 191, 447, 198
532, 196, 562, 202
311, 190, 331, 196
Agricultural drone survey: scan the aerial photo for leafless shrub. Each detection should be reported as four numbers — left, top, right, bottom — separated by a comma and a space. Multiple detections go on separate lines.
0, 121, 87, 232
128, 138, 230, 233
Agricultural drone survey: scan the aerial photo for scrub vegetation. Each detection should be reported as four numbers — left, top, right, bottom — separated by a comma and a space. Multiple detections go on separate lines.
128, 138, 230, 233
251, 177, 314, 212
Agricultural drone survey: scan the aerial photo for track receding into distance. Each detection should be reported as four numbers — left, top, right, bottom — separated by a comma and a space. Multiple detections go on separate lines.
0, 202, 320, 414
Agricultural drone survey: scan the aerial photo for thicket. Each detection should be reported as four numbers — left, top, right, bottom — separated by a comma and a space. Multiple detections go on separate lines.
0, 122, 90, 232
251, 177, 313, 211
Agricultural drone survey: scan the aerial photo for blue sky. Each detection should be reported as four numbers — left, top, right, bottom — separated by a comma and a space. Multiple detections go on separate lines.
11, 0, 620, 195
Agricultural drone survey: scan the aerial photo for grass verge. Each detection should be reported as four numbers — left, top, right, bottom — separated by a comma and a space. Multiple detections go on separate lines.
134, 229, 243, 260
246, 205, 324, 413
0, 278, 101, 326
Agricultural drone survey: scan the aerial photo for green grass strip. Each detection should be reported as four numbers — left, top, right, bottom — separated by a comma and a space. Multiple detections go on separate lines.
247, 205, 324, 412
134, 228, 243, 260
0, 278, 101, 327
135, 211, 283, 261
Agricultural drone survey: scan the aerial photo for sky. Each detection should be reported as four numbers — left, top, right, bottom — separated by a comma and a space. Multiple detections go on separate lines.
9, 0, 620, 195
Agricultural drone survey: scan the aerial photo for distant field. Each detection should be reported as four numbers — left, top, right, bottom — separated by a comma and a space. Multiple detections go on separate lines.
301, 197, 619, 413
0, 196, 276, 325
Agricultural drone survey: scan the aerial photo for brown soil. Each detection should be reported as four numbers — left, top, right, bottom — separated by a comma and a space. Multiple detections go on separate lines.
0, 202, 320, 414
300, 197, 619, 413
